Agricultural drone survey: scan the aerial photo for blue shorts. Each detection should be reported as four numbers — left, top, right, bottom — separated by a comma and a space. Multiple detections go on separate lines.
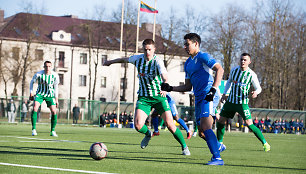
195, 91, 220, 125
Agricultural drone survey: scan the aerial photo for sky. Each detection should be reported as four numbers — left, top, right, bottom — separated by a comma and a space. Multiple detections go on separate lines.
1, 0, 305, 20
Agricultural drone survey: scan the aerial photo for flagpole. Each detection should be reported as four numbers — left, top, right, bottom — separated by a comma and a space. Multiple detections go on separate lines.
133, 0, 141, 114
117, 0, 125, 127
152, 0, 157, 41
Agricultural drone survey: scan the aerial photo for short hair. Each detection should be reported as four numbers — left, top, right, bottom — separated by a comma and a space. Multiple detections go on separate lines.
142, 39, 155, 47
44, 61, 52, 66
184, 33, 201, 46
241, 53, 251, 59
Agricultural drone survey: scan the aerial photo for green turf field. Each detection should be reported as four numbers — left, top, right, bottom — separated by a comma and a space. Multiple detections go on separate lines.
0, 124, 305, 174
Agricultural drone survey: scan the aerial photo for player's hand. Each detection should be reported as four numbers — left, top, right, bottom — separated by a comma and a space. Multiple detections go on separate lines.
220, 94, 227, 103
103, 61, 111, 66
161, 83, 173, 92
251, 91, 258, 98
159, 91, 167, 97
29, 94, 35, 101
204, 87, 216, 101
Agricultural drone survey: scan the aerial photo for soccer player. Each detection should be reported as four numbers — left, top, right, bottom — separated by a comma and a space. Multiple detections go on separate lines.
162, 33, 225, 165
103, 39, 190, 155
216, 53, 271, 151
151, 93, 193, 139
29, 61, 59, 137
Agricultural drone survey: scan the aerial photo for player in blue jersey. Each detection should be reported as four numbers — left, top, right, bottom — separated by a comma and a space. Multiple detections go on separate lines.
151, 93, 192, 139
162, 33, 225, 165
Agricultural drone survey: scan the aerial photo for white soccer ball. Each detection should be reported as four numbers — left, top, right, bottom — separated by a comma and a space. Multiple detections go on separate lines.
89, 142, 108, 160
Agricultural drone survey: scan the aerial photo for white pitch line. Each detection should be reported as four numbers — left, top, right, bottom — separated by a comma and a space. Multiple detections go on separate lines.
0, 162, 117, 174
0, 136, 83, 143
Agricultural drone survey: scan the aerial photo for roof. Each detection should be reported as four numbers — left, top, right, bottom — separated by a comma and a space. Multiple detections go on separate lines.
0, 13, 186, 56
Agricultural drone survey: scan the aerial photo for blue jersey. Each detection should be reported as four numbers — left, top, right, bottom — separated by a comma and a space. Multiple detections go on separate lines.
184, 52, 217, 100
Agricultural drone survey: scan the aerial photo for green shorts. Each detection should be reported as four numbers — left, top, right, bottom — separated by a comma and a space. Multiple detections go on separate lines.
35, 94, 56, 107
136, 96, 170, 116
220, 102, 252, 120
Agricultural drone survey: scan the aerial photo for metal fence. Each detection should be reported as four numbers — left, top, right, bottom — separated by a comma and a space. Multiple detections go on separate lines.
0, 96, 305, 126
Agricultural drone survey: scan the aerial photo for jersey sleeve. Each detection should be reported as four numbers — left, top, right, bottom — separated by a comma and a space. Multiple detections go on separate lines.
54, 72, 60, 98
199, 53, 217, 69
251, 72, 262, 94
155, 56, 168, 75
128, 55, 140, 65
29, 72, 39, 94
223, 68, 234, 95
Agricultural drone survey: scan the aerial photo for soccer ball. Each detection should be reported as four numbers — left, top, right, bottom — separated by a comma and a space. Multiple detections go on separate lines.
89, 142, 108, 160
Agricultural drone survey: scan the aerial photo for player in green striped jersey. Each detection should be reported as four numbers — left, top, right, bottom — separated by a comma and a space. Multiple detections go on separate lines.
103, 39, 190, 155
29, 61, 60, 137
216, 53, 270, 151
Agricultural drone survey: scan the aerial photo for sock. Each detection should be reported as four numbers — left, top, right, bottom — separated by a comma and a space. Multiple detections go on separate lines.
51, 114, 57, 131
194, 122, 198, 132
177, 118, 189, 133
31, 111, 37, 130
216, 122, 225, 142
204, 129, 221, 159
159, 119, 164, 127
248, 124, 267, 144
172, 127, 187, 149
152, 117, 159, 132
137, 125, 151, 136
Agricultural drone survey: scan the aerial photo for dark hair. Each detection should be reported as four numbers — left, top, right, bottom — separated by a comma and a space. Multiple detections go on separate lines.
44, 61, 52, 66
142, 39, 155, 47
184, 33, 201, 46
241, 53, 251, 59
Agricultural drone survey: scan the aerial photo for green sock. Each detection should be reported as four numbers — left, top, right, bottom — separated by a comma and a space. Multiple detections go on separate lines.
248, 124, 267, 144
194, 123, 198, 132
159, 119, 164, 127
173, 127, 187, 149
137, 125, 151, 136
51, 114, 57, 131
216, 122, 225, 142
31, 111, 37, 130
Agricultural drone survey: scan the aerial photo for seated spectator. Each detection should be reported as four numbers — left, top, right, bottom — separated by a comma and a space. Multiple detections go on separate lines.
111, 110, 117, 123
258, 118, 265, 132
264, 116, 272, 133
253, 116, 260, 128
280, 119, 286, 134
289, 118, 295, 134
99, 113, 106, 127
299, 120, 304, 134
128, 111, 134, 122
272, 120, 280, 134
284, 120, 290, 134
294, 119, 300, 134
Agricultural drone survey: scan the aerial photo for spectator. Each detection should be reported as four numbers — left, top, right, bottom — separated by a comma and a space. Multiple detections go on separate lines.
128, 111, 133, 122
272, 120, 280, 134
264, 116, 272, 133
289, 118, 295, 134
299, 120, 304, 134
294, 119, 300, 134
72, 104, 80, 124
280, 119, 286, 134
119, 112, 124, 125
284, 120, 290, 134
111, 110, 117, 123
122, 111, 128, 127
108, 111, 113, 123
21, 100, 28, 122
253, 116, 259, 128
259, 118, 265, 132
99, 113, 106, 127
7, 99, 16, 123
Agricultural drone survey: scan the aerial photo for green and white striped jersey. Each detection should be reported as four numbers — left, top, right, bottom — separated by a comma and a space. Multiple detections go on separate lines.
223, 66, 262, 104
30, 70, 59, 98
129, 54, 167, 97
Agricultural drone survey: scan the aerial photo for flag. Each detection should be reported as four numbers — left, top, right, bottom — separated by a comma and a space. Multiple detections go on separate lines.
140, 1, 158, 13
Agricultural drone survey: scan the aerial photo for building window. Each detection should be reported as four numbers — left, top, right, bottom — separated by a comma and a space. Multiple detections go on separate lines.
101, 55, 107, 65
180, 61, 185, 72
58, 74, 64, 85
79, 75, 87, 86
12, 47, 20, 59
78, 97, 86, 108
101, 76, 106, 88
59, 51, 65, 67
120, 78, 127, 89
35, 49, 44, 60
80, 53, 87, 64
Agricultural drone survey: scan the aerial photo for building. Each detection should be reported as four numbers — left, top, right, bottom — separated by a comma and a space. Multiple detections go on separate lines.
0, 11, 191, 108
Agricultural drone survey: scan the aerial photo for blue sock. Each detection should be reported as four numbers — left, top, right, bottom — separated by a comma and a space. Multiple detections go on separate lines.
152, 117, 159, 132
204, 129, 221, 159
177, 118, 189, 133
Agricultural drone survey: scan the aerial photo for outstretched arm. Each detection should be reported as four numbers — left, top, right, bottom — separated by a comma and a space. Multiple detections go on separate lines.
161, 79, 192, 93
103, 57, 129, 66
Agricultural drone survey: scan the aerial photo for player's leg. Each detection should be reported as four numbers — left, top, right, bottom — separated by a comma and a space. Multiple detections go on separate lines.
169, 99, 191, 138
151, 110, 160, 136
216, 102, 235, 143
47, 97, 58, 137
196, 100, 223, 165
31, 96, 43, 135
